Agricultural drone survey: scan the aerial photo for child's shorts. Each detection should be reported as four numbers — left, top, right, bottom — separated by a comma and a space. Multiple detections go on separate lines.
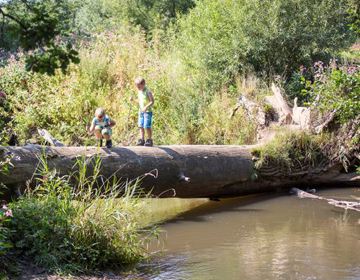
138, 112, 153, 129
95, 125, 112, 135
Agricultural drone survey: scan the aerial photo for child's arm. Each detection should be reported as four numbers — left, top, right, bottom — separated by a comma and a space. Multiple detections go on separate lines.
109, 119, 116, 127
142, 91, 154, 112
87, 119, 95, 134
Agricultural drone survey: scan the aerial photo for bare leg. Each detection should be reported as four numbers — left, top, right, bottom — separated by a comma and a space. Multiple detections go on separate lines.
94, 129, 102, 139
139, 128, 145, 140
94, 129, 103, 146
103, 134, 110, 140
145, 128, 152, 140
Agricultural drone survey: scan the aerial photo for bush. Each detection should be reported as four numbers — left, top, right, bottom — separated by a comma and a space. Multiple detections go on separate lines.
0, 203, 13, 273
7, 156, 154, 273
175, 0, 356, 90
252, 131, 329, 173
310, 67, 360, 124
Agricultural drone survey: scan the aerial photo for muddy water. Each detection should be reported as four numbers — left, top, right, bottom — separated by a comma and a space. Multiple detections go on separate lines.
140, 188, 360, 280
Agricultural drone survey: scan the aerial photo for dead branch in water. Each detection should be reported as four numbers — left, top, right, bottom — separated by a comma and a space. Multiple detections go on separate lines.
292, 188, 360, 212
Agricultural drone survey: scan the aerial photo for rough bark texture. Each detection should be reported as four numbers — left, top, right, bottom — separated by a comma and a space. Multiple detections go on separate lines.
1, 145, 359, 199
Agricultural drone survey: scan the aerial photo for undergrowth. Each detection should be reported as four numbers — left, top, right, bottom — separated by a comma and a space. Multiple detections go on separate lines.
6, 154, 155, 274
252, 131, 329, 173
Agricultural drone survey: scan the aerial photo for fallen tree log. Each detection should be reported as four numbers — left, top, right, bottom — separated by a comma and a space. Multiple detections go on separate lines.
0, 145, 359, 199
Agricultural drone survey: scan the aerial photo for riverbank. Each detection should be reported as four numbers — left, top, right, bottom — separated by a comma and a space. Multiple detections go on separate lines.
15, 188, 360, 280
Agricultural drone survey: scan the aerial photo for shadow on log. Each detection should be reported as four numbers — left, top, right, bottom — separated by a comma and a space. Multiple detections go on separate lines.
0, 145, 359, 198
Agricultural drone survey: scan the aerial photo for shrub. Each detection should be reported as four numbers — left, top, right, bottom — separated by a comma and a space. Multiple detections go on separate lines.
310, 67, 360, 124
252, 131, 329, 173
175, 0, 356, 90
7, 156, 154, 273
0, 203, 13, 274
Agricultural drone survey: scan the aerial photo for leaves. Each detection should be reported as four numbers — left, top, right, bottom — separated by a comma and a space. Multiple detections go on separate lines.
0, 0, 80, 75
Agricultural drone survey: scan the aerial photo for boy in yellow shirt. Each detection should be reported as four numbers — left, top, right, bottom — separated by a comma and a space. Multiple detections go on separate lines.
135, 77, 154, 146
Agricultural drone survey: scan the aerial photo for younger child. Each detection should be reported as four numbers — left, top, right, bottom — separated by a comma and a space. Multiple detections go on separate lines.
135, 77, 154, 146
88, 108, 116, 148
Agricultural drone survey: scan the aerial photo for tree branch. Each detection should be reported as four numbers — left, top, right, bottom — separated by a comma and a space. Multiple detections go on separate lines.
0, 7, 27, 31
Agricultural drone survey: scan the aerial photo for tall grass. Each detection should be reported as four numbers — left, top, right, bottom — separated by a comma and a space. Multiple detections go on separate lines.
0, 27, 259, 146
7, 154, 155, 273
252, 131, 329, 173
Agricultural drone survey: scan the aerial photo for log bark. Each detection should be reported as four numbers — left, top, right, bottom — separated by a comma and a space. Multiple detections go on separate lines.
0, 145, 359, 199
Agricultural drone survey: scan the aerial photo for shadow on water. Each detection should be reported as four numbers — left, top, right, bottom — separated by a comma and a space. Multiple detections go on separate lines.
161, 193, 277, 224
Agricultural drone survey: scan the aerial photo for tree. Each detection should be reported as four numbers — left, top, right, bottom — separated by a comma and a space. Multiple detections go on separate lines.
75, 0, 195, 34
0, 0, 79, 75
176, 0, 357, 90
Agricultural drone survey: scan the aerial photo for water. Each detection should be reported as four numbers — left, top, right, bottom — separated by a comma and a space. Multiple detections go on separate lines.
140, 188, 360, 280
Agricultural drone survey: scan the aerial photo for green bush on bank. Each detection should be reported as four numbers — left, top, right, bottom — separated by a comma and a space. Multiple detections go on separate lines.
6, 156, 153, 273
311, 68, 360, 124
252, 131, 329, 173
175, 0, 355, 91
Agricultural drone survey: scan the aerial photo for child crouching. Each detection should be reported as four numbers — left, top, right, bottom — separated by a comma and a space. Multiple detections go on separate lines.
88, 108, 116, 148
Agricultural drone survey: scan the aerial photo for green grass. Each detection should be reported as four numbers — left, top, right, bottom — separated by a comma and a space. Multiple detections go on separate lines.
6, 155, 156, 274
252, 131, 329, 173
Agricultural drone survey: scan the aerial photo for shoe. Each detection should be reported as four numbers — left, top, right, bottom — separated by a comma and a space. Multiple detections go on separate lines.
144, 139, 153, 147
136, 139, 145, 146
97, 139, 103, 147
106, 139, 112, 148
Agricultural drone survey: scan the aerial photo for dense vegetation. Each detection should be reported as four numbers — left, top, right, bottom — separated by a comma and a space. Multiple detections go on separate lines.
0, 0, 358, 146
0, 0, 359, 277
1, 156, 154, 276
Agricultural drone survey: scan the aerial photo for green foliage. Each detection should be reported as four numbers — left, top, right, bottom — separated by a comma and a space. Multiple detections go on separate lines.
0, 200, 13, 277
252, 131, 329, 173
75, 0, 195, 34
310, 68, 360, 123
175, 0, 356, 90
285, 70, 313, 105
347, 0, 360, 35
7, 156, 153, 273
0, 29, 258, 145
0, 205, 12, 257
0, 0, 79, 74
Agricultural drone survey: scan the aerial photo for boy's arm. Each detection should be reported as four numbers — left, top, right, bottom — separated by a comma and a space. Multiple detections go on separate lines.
88, 119, 95, 134
109, 119, 116, 127
142, 91, 154, 112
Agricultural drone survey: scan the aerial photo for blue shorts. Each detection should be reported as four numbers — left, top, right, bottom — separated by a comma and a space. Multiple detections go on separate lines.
138, 112, 153, 128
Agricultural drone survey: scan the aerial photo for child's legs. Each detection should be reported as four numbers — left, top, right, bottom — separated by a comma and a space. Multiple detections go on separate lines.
94, 125, 103, 139
101, 127, 112, 140
145, 128, 152, 139
138, 112, 145, 140
144, 112, 153, 139
139, 128, 145, 140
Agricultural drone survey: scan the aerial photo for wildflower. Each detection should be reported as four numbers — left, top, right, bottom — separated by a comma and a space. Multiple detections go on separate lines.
2, 205, 8, 210
346, 65, 358, 75
5, 209, 13, 217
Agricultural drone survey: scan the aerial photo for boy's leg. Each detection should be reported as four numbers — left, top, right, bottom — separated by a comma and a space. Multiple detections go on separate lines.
94, 126, 103, 146
102, 128, 112, 148
144, 112, 153, 146
139, 128, 145, 140
145, 128, 152, 140
136, 112, 145, 146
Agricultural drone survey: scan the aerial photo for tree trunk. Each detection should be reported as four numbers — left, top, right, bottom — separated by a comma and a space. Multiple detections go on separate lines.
0, 145, 359, 199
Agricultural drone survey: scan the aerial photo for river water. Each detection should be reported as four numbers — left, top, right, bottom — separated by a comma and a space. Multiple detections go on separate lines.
139, 188, 360, 280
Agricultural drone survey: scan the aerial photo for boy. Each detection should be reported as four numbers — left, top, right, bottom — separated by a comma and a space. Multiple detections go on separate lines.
135, 77, 154, 146
88, 107, 116, 148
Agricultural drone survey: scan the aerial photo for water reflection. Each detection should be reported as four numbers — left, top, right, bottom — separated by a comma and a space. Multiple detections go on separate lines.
142, 189, 360, 280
